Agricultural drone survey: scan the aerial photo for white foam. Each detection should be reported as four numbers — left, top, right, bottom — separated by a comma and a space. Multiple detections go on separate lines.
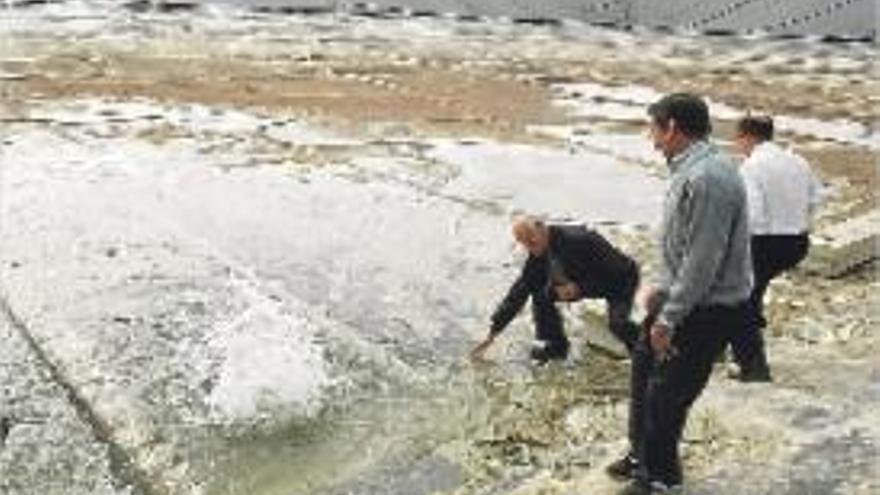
207, 305, 329, 422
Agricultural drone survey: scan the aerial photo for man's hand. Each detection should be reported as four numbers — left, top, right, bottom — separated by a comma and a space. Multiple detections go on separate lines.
470, 334, 496, 361
650, 322, 677, 361
638, 285, 663, 314
554, 282, 581, 302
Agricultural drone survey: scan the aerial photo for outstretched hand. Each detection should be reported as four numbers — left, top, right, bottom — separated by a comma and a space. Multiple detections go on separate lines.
470, 334, 495, 361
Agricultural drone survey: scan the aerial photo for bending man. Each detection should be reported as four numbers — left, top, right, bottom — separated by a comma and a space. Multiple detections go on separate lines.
471, 216, 641, 364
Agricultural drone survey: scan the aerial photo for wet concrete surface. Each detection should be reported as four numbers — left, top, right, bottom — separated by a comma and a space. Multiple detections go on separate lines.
0, 312, 132, 495
0, 96, 660, 493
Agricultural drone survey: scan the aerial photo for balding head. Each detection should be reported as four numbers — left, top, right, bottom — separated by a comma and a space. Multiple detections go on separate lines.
512, 216, 550, 256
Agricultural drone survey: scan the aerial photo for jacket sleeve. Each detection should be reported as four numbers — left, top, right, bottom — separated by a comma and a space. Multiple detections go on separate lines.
490, 256, 543, 335
658, 174, 734, 330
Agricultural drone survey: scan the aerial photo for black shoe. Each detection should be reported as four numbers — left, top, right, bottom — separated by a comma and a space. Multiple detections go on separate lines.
728, 366, 772, 383
616, 479, 682, 495
530, 341, 569, 364
606, 453, 639, 482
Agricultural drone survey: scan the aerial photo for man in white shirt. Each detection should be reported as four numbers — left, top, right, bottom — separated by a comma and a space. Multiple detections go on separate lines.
732, 115, 823, 382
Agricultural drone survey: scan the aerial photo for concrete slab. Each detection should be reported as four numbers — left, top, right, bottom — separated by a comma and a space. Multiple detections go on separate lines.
806, 209, 880, 277
0, 310, 133, 495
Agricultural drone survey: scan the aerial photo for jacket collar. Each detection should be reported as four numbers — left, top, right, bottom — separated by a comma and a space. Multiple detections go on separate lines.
750, 140, 781, 159
669, 139, 713, 175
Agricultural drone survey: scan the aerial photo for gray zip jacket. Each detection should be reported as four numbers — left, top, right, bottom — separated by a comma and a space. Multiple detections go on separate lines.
658, 140, 753, 330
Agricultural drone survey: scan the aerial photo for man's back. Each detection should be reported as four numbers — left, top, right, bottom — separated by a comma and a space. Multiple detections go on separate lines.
741, 141, 822, 235
549, 224, 637, 299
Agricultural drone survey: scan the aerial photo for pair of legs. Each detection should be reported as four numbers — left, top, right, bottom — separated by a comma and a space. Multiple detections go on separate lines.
729, 234, 809, 379
530, 271, 640, 360
626, 303, 745, 486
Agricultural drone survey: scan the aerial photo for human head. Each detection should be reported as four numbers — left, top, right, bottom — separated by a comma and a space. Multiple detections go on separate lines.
647, 93, 712, 161
511, 216, 550, 256
735, 115, 774, 157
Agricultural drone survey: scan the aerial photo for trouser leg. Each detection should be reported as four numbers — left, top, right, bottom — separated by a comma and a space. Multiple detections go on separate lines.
731, 236, 775, 373
531, 288, 567, 349
607, 267, 640, 354
640, 306, 738, 485
628, 332, 653, 459
628, 304, 659, 458
732, 272, 772, 372
609, 298, 640, 354
732, 235, 809, 373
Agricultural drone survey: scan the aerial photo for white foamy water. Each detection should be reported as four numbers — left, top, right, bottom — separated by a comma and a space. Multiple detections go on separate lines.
207, 307, 329, 421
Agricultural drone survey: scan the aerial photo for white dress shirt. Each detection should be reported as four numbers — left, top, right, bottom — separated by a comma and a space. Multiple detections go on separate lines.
740, 141, 823, 235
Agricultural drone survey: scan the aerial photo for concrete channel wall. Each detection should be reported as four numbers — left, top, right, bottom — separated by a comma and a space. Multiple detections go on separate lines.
225, 0, 876, 37
0, 305, 137, 495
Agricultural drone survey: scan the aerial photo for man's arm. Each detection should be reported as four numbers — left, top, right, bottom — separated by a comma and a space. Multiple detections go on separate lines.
471, 256, 543, 360
489, 256, 543, 335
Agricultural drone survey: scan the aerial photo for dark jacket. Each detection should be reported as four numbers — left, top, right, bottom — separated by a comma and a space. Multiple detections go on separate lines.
490, 225, 638, 335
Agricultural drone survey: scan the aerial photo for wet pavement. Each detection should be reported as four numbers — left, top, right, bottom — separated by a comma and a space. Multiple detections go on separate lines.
0, 94, 663, 494
0, 309, 130, 495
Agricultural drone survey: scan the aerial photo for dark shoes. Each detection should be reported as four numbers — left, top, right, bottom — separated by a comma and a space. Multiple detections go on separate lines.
530, 341, 569, 364
616, 479, 682, 495
728, 365, 773, 383
606, 453, 639, 482
607, 454, 682, 494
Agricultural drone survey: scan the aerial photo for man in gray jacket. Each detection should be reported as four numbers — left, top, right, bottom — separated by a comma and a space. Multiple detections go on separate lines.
608, 93, 752, 494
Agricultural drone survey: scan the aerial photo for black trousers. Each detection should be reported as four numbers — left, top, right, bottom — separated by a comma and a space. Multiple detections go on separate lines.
629, 303, 746, 485
531, 270, 640, 352
730, 234, 809, 372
